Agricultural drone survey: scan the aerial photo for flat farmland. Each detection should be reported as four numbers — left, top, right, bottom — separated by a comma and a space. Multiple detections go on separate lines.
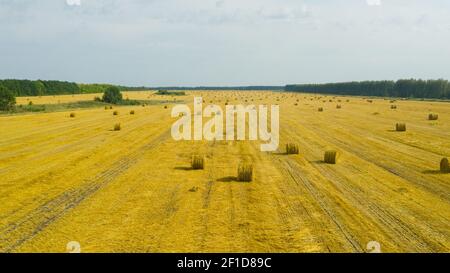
0, 91, 449, 253
14, 91, 170, 105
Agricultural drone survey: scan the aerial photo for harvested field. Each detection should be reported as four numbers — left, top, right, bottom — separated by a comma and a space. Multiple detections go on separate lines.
0, 91, 449, 253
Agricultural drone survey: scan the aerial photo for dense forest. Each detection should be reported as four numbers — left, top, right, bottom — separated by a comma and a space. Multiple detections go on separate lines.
0, 79, 80, 96
0, 79, 152, 97
285, 79, 450, 99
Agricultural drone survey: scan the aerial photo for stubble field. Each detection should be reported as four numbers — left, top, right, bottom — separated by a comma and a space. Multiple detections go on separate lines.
0, 90, 449, 253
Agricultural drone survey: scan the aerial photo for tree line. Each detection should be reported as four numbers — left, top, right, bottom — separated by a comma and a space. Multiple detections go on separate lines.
79, 84, 151, 93
3, 78, 450, 99
0, 79, 80, 96
285, 79, 450, 99
0, 79, 152, 97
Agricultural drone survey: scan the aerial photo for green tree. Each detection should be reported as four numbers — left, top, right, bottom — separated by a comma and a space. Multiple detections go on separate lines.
34, 80, 46, 96
102, 86, 123, 104
0, 85, 16, 111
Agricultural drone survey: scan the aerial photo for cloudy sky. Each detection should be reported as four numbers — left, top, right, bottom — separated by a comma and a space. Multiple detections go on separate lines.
0, 0, 449, 86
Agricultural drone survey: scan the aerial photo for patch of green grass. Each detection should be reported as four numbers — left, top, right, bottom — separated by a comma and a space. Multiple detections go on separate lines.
117, 99, 143, 106
155, 90, 186, 96
1, 99, 176, 116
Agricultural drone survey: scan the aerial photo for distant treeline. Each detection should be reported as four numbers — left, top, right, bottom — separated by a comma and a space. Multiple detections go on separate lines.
0, 79, 79, 96
285, 79, 450, 99
78, 83, 113, 94
155, 90, 186, 96
80, 84, 152, 93
0, 79, 152, 97
5, 78, 450, 99
153, 86, 284, 91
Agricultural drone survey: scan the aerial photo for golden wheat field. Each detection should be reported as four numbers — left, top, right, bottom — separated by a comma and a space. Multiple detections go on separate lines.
0, 90, 449, 253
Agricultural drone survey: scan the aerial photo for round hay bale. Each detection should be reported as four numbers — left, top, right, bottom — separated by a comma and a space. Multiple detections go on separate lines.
189, 186, 199, 192
324, 150, 339, 164
114, 123, 121, 131
69, 112, 76, 118
286, 143, 299, 155
191, 155, 204, 170
440, 158, 450, 173
336, 105, 342, 109
396, 123, 406, 132
130, 110, 135, 115
318, 107, 324, 112
428, 113, 439, 120
237, 163, 253, 182
390, 105, 397, 109
113, 110, 119, 116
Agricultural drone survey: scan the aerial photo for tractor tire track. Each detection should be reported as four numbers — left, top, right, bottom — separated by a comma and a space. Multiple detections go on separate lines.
0, 129, 171, 253
196, 140, 217, 250
298, 117, 450, 201
277, 157, 362, 252
282, 118, 448, 252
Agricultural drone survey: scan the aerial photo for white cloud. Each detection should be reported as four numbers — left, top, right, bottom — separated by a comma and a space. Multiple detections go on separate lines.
66, 0, 81, 6
366, 0, 381, 6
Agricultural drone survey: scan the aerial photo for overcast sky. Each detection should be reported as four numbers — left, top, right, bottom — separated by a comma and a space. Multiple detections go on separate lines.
0, 0, 449, 86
